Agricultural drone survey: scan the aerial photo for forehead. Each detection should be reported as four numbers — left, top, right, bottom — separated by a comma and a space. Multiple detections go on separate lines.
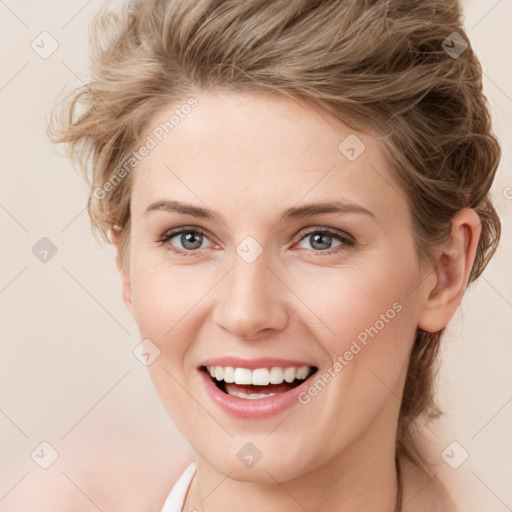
131, 90, 407, 224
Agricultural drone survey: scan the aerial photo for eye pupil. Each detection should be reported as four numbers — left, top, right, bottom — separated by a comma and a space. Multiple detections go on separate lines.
182, 232, 203, 250
310, 233, 332, 250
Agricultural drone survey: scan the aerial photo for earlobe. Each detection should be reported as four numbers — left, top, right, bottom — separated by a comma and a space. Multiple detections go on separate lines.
417, 209, 482, 333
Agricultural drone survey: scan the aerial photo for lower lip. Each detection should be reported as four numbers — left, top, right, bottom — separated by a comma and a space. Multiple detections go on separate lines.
199, 369, 315, 419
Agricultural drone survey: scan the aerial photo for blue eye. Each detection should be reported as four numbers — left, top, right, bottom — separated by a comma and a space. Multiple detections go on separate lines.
159, 227, 211, 255
296, 230, 350, 252
158, 227, 355, 256
301, 231, 342, 251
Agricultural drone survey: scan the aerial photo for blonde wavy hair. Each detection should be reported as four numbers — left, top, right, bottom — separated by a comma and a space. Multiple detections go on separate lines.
47, 0, 501, 471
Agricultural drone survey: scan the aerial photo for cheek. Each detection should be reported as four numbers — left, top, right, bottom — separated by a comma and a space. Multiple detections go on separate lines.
291, 251, 419, 400
129, 257, 210, 361
289, 270, 417, 458
128, 261, 210, 429
293, 252, 417, 344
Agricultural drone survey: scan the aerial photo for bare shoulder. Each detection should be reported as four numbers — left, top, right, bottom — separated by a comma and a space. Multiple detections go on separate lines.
399, 454, 458, 512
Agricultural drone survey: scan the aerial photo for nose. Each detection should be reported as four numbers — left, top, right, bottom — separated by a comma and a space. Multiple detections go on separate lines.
212, 250, 288, 340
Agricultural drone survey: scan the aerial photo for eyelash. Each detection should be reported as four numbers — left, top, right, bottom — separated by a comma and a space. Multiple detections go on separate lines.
157, 226, 356, 257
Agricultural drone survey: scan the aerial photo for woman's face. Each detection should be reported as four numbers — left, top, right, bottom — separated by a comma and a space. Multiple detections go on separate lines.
121, 90, 430, 482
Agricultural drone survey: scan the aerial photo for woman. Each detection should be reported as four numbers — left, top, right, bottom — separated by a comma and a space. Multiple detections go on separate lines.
47, 0, 501, 510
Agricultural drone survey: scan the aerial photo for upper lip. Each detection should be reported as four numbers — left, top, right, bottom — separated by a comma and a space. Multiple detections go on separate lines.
199, 357, 316, 370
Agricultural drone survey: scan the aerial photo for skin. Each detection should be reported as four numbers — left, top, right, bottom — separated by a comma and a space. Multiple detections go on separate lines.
113, 90, 480, 511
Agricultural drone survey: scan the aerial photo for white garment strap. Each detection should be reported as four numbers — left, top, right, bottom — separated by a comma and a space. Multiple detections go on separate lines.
161, 461, 197, 512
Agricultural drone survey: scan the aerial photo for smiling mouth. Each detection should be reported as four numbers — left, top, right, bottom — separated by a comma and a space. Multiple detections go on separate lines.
201, 365, 318, 399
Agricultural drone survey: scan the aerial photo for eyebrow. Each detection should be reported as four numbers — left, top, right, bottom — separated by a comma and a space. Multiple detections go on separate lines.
144, 199, 375, 222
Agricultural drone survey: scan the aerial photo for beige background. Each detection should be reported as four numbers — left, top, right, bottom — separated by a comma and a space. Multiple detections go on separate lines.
0, 1, 510, 510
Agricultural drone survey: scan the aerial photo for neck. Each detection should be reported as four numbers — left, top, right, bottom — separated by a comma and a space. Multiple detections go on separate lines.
184, 393, 402, 512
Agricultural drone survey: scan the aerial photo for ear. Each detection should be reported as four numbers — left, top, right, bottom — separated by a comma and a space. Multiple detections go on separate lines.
111, 226, 135, 318
417, 208, 482, 333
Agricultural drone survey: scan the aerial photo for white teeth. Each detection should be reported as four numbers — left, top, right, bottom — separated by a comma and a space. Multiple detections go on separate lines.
295, 366, 309, 380
223, 366, 235, 383
233, 367, 252, 385
283, 367, 296, 383
252, 368, 270, 386
206, 365, 312, 386
227, 389, 278, 399
269, 367, 284, 384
